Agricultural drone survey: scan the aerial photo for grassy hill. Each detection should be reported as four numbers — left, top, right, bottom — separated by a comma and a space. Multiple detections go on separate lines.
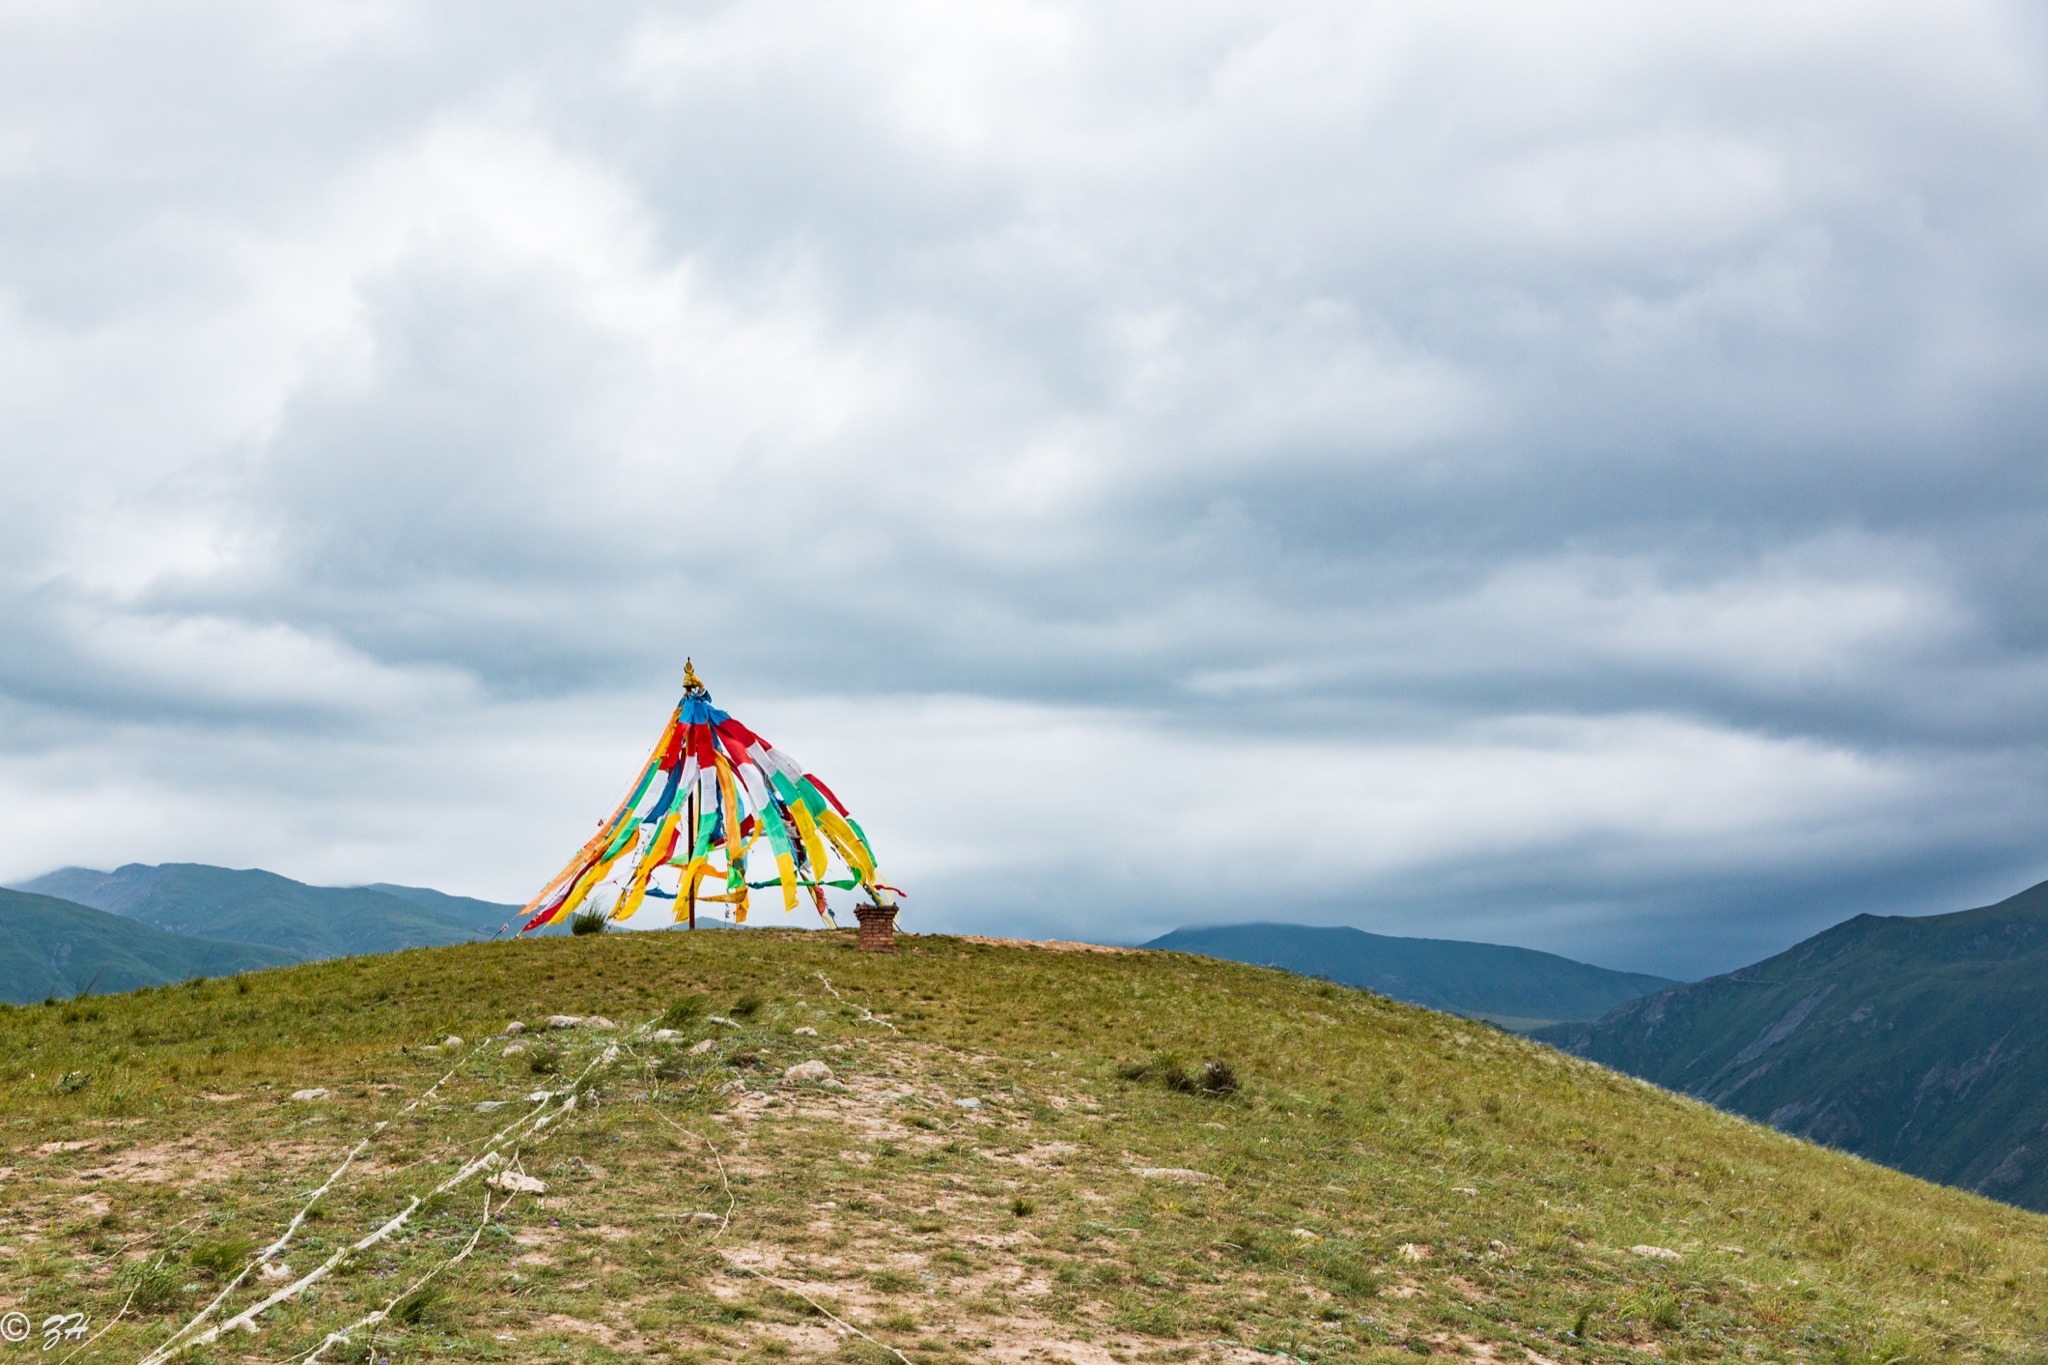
1, 930, 2043, 1365
0, 888, 298, 1004
1147, 922, 1678, 1029
1532, 877, 2048, 1215
13, 863, 496, 959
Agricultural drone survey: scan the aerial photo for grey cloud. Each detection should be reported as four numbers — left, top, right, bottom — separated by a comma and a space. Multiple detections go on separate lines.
3, 0, 2047, 977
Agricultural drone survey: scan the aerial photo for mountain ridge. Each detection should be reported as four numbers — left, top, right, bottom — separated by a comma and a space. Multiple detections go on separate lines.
0, 886, 299, 1003
12, 863, 498, 959
1533, 876, 2048, 1212
1144, 920, 1678, 1027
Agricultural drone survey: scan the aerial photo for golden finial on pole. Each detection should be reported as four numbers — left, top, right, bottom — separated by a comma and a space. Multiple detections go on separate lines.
682, 658, 703, 693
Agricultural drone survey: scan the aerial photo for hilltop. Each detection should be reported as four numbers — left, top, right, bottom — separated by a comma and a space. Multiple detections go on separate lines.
1534, 876, 2048, 1213
1, 930, 2043, 1365
1145, 923, 1677, 1029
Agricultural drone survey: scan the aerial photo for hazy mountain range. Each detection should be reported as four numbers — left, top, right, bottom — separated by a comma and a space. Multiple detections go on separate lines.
1534, 876, 2048, 1213
1144, 922, 1679, 1028
0, 864, 533, 1003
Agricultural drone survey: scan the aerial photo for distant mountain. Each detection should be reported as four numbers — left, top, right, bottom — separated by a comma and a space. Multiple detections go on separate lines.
1143, 922, 1678, 1028
12, 864, 493, 960
0, 887, 298, 1004
364, 883, 527, 934
1532, 877, 2048, 1213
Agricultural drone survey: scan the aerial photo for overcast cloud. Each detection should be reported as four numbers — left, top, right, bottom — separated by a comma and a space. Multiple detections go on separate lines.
3, 0, 2046, 978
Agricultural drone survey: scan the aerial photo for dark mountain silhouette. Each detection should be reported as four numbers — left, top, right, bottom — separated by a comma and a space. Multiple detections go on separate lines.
1143, 921, 1677, 1028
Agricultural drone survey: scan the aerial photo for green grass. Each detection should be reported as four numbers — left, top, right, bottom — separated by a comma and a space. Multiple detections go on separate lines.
0, 929, 2044, 1365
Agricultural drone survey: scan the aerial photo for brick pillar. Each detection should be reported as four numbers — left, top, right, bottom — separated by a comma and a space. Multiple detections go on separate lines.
854, 903, 899, 954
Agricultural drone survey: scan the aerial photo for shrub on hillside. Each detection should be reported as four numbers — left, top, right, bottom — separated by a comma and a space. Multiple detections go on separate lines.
570, 907, 609, 936
1121, 1054, 1241, 1098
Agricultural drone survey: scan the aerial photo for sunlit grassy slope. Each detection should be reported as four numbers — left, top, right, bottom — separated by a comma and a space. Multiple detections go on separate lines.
1, 929, 2044, 1365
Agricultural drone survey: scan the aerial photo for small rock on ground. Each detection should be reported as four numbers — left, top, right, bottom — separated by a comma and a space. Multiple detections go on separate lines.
953, 1097, 981, 1110
487, 1171, 548, 1194
1632, 1245, 1682, 1262
783, 1060, 834, 1085
475, 1101, 508, 1112
1135, 1167, 1216, 1182
442, 1035, 464, 1048
505, 1021, 526, 1036
289, 1088, 330, 1102
503, 1042, 529, 1056
689, 1038, 716, 1054
793, 1026, 819, 1036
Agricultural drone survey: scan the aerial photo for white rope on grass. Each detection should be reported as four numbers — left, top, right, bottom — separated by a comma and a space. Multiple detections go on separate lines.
641, 1104, 735, 1239
814, 971, 897, 1032
637, 1066, 908, 1365
139, 1038, 597, 1365
294, 1194, 496, 1365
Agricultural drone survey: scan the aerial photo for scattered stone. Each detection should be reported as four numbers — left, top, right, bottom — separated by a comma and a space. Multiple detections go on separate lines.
586, 1017, 618, 1030
690, 1212, 722, 1223
1399, 1243, 1430, 1262
820, 1079, 850, 1093
503, 1042, 530, 1057
1452, 1186, 1479, 1195
783, 1060, 835, 1085
526, 1091, 554, 1102
826, 1044, 850, 1054
1631, 1245, 1682, 1262
1718, 1245, 1748, 1256
258, 1262, 294, 1282
545, 1015, 583, 1029
505, 1021, 526, 1036
487, 1171, 548, 1194
793, 1026, 819, 1036
289, 1088, 330, 1102
954, 1098, 982, 1110
689, 1039, 716, 1055
651, 1029, 683, 1042
707, 1015, 739, 1028
1135, 1167, 1215, 1182
441, 1035, 464, 1049
475, 1101, 509, 1113
1292, 1228, 1320, 1240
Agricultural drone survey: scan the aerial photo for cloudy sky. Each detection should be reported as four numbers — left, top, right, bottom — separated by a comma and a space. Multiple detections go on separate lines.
3, 0, 2045, 978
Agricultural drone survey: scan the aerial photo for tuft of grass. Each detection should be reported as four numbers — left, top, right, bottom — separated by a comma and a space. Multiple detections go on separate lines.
657, 993, 710, 1030
391, 1281, 444, 1324
569, 907, 609, 936
525, 1041, 563, 1075
115, 1257, 185, 1314
729, 992, 764, 1019
1010, 1196, 1037, 1217
1131, 1053, 1239, 1098
187, 1234, 257, 1278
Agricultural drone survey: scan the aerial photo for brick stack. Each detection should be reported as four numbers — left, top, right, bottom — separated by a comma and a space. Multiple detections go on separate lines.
854, 903, 900, 953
